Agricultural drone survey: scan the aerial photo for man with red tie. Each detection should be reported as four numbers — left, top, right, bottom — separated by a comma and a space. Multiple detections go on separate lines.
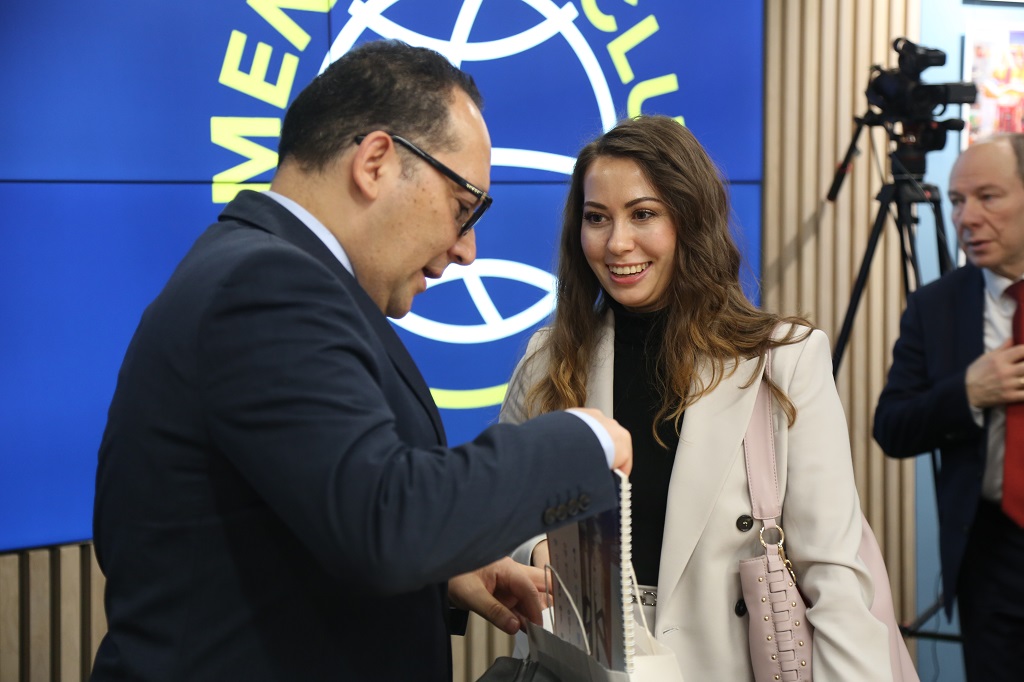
875, 133, 1024, 682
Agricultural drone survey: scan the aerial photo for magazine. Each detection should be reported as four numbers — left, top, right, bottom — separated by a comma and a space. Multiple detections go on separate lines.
545, 470, 634, 672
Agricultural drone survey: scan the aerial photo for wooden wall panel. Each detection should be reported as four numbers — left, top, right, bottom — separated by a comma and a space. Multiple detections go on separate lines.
27, 550, 50, 682
56, 547, 80, 682
763, 0, 919, 636
0, 545, 107, 682
0, 553, 19, 681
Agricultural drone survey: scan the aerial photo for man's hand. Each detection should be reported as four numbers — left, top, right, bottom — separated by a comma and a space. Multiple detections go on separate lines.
966, 339, 1024, 408
570, 407, 633, 475
448, 557, 547, 635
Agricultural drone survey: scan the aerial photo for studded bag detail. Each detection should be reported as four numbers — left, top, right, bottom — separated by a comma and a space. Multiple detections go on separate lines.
739, 521, 813, 680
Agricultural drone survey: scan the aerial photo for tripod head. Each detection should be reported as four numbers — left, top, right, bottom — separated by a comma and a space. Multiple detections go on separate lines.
890, 117, 968, 182
829, 113, 967, 199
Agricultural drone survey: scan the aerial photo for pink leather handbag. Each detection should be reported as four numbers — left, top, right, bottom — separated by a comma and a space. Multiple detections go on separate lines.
738, 359, 919, 682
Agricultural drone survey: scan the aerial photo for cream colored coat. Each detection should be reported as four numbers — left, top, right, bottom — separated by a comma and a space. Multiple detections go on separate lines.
501, 319, 893, 681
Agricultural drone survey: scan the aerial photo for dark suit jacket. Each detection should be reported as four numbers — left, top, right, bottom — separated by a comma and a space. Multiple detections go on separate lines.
91, 191, 616, 681
873, 263, 986, 615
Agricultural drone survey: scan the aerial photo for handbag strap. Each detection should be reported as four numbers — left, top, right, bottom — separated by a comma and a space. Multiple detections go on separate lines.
743, 350, 781, 522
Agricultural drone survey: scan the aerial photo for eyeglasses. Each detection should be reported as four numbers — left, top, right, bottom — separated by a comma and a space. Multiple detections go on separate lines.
354, 132, 493, 237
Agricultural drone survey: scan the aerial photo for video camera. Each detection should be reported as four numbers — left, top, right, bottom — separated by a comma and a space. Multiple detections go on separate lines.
860, 38, 978, 178
866, 38, 977, 126
828, 37, 979, 196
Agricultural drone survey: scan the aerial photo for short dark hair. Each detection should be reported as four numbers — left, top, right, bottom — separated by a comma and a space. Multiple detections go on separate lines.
277, 40, 483, 172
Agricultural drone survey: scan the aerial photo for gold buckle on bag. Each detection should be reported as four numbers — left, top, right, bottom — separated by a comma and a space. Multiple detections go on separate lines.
759, 525, 798, 583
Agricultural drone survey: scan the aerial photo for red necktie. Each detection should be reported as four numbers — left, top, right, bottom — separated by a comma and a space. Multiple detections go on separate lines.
1004, 280, 1024, 527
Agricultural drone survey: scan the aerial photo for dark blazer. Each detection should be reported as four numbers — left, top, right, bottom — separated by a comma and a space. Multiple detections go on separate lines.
91, 191, 616, 681
873, 263, 986, 614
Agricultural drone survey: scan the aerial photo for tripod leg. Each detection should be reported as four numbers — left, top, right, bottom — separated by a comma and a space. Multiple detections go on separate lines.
833, 184, 897, 376
931, 195, 956, 276
895, 184, 923, 294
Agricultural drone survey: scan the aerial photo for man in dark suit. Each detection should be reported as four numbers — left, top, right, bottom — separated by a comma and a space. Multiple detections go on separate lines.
874, 133, 1024, 681
91, 40, 631, 681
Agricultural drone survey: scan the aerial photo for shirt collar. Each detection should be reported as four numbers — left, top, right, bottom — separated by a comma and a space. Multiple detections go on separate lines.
263, 190, 353, 276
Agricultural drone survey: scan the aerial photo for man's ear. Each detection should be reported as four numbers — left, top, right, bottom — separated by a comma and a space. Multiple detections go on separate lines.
350, 131, 395, 201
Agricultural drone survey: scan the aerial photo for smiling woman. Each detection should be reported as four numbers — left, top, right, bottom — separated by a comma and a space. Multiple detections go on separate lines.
580, 155, 678, 313
501, 115, 900, 681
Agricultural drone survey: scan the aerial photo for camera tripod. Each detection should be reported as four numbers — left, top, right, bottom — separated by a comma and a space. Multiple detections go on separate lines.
828, 114, 956, 377
828, 114, 963, 646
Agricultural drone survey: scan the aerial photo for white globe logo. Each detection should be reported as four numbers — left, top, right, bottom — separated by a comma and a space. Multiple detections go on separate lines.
400, 259, 556, 344
322, 0, 617, 408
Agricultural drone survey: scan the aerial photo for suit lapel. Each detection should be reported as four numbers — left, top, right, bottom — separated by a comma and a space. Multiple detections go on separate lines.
955, 265, 985, 367
219, 191, 447, 445
656, 356, 762, 612
350, 287, 448, 446
956, 266, 987, 454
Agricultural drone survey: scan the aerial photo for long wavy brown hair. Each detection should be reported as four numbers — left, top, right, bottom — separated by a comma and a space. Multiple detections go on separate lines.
522, 116, 811, 437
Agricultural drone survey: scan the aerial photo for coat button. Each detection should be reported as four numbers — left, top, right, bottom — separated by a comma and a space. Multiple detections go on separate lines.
556, 504, 568, 521
579, 494, 591, 511
736, 515, 754, 532
568, 499, 580, 516
543, 508, 557, 525
735, 599, 747, 617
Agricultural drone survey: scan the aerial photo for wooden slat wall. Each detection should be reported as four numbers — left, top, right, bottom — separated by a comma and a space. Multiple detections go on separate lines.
0, 541, 512, 682
763, 0, 920, 630
3, 2, 927, 678
0, 545, 105, 682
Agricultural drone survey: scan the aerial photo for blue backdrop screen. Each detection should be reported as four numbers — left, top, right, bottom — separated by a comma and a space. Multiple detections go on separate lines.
0, 0, 763, 551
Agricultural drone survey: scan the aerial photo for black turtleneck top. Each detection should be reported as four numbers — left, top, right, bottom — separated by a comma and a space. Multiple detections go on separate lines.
608, 299, 681, 586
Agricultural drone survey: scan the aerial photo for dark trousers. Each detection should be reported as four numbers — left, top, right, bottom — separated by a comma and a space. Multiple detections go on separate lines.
957, 500, 1024, 682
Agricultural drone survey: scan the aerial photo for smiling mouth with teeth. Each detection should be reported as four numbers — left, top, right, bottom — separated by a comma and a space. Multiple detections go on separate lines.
609, 262, 650, 276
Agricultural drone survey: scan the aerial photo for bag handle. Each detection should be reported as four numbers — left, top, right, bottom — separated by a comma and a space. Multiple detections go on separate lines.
743, 351, 800, 579
743, 350, 781, 522
541, 563, 591, 656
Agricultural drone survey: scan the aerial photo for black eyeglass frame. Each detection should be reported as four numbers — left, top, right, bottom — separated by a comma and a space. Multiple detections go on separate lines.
354, 132, 493, 236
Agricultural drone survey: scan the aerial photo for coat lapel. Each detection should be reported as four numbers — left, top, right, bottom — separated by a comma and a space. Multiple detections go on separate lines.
655, 356, 762, 614
955, 265, 985, 366
584, 312, 764, 615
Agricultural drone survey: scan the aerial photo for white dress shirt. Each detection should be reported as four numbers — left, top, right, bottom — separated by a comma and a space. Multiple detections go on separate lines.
977, 268, 1024, 502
